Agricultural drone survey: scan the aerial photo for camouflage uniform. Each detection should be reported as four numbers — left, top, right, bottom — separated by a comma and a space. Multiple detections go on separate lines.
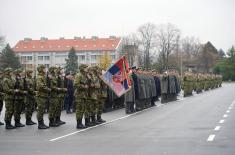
25, 70, 37, 125
0, 71, 5, 126
2, 68, 16, 129
55, 67, 67, 125
13, 69, 26, 127
48, 67, 60, 127
85, 67, 98, 126
74, 64, 88, 129
36, 65, 50, 129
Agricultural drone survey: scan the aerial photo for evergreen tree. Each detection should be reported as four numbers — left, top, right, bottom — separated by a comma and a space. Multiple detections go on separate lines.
0, 44, 21, 70
65, 47, 78, 74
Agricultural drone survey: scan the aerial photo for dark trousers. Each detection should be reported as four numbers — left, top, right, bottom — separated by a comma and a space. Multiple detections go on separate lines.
65, 94, 73, 112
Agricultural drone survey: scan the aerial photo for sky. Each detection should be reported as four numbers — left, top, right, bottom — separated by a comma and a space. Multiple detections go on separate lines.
0, 0, 234, 51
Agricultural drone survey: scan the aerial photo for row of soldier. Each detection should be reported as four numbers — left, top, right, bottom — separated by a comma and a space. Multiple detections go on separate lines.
0, 65, 107, 129
0, 65, 223, 129
183, 72, 223, 97
124, 68, 181, 114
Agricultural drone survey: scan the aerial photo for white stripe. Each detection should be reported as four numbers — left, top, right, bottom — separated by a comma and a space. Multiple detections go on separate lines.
207, 134, 215, 141
228, 107, 233, 110
214, 126, 221, 131
223, 114, 228, 118
50, 105, 155, 142
219, 119, 225, 123
226, 110, 230, 113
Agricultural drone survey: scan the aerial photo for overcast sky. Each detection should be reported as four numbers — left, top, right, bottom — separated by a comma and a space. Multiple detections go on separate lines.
0, 0, 234, 51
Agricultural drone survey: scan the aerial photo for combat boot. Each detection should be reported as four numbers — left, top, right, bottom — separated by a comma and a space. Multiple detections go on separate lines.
85, 117, 93, 127
26, 118, 37, 125
91, 115, 100, 125
55, 116, 66, 125
97, 115, 106, 123
15, 120, 25, 128
0, 121, 4, 126
38, 120, 49, 129
49, 118, 59, 127
76, 119, 86, 129
5, 121, 15, 129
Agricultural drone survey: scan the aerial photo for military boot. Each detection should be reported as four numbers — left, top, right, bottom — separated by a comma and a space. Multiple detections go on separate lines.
49, 118, 59, 127
0, 121, 4, 126
55, 116, 66, 125
91, 115, 100, 125
76, 119, 86, 129
15, 120, 25, 128
26, 118, 37, 125
85, 117, 93, 127
38, 120, 49, 129
97, 115, 106, 123
5, 121, 15, 129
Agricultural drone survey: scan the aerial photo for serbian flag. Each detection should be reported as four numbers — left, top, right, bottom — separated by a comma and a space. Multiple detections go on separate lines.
102, 56, 132, 97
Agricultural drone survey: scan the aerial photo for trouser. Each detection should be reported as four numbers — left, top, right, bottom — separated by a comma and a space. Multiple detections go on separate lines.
25, 95, 35, 120
4, 98, 14, 122
49, 96, 57, 119
37, 96, 47, 122
96, 99, 105, 116
85, 99, 96, 118
55, 96, 64, 118
0, 100, 3, 113
75, 98, 85, 120
65, 94, 73, 112
14, 99, 24, 121
161, 94, 168, 103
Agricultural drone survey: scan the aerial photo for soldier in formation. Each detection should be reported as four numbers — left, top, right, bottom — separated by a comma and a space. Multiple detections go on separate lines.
0, 71, 4, 126
182, 72, 223, 97
124, 67, 162, 114
160, 70, 181, 103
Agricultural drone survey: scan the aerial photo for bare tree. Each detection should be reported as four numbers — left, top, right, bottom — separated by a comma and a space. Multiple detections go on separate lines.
181, 36, 201, 60
156, 23, 180, 69
137, 23, 157, 69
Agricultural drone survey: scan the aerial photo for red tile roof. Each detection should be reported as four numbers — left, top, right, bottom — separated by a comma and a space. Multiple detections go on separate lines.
13, 37, 121, 52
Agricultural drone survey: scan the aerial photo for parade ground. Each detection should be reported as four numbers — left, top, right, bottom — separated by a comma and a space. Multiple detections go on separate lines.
1, 83, 235, 155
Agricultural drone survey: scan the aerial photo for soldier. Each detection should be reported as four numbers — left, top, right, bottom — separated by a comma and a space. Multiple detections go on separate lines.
74, 64, 88, 129
55, 67, 67, 125
2, 68, 16, 129
124, 67, 135, 114
13, 69, 26, 127
47, 67, 59, 127
0, 71, 4, 126
25, 70, 37, 125
161, 71, 169, 103
36, 65, 50, 129
96, 66, 107, 123
86, 66, 99, 126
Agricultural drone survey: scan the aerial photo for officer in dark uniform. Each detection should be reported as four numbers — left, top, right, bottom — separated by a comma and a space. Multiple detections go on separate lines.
0, 71, 4, 126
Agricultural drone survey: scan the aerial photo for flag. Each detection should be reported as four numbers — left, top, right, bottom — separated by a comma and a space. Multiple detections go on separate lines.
102, 56, 132, 97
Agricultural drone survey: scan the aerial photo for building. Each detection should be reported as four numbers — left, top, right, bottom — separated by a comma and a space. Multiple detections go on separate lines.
13, 36, 122, 70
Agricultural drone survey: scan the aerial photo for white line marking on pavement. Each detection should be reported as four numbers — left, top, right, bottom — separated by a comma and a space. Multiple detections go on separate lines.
214, 126, 221, 131
49, 105, 155, 142
223, 114, 228, 118
228, 107, 233, 110
219, 119, 225, 124
207, 134, 215, 142
226, 110, 230, 113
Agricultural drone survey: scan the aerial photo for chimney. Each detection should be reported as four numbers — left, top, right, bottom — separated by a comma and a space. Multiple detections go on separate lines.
59, 37, 65, 40
40, 37, 48, 41
109, 35, 116, 39
74, 36, 81, 40
91, 36, 98, 40
24, 38, 32, 42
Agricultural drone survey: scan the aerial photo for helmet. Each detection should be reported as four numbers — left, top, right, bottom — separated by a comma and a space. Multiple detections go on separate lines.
49, 66, 56, 74
37, 65, 46, 73
4, 67, 13, 74
13, 68, 23, 75
79, 64, 88, 72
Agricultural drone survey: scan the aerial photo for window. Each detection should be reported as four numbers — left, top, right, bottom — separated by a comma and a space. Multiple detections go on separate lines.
44, 56, 50, 61
21, 56, 26, 62
78, 55, 85, 61
38, 56, 43, 61
27, 56, 32, 61
91, 55, 97, 60
45, 64, 50, 68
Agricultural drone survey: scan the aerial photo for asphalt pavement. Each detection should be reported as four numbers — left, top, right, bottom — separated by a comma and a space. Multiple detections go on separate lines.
0, 83, 235, 155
